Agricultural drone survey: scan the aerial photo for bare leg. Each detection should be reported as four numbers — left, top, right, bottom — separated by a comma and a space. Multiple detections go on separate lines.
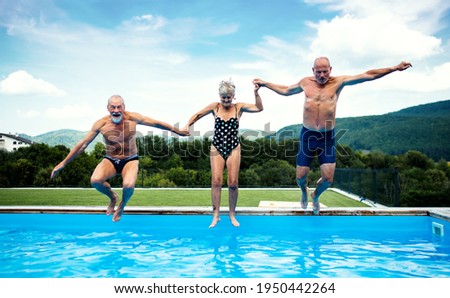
311, 163, 335, 215
209, 147, 225, 228
90, 159, 118, 216
92, 181, 118, 215
209, 214, 220, 228
227, 145, 241, 227
209, 176, 222, 228
228, 184, 240, 227
113, 187, 134, 222
106, 191, 119, 215
296, 166, 310, 209
113, 160, 139, 222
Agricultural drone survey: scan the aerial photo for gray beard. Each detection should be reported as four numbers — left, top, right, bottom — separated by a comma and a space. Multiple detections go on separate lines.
111, 114, 123, 124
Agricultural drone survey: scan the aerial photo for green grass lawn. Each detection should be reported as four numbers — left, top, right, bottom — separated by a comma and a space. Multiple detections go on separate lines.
0, 188, 367, 207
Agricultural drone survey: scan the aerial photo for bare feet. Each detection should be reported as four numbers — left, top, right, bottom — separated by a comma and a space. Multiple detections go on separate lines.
300, 188, 309, 209
113, 200, 125, 222
312, 191, 320, 215
209, 215, 220, 228
230, 214, 240, 227
106, 192, 118, 215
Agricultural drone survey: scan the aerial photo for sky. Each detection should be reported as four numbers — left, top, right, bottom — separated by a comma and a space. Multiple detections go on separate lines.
1, 0, 450, 137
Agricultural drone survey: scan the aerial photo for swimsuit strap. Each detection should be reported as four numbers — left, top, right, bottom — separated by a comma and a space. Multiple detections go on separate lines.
215, 103, 238, 120
215, 103, 220, 117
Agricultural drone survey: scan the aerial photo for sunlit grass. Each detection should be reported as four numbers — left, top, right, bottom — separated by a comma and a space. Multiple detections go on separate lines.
0, 188, 367, 207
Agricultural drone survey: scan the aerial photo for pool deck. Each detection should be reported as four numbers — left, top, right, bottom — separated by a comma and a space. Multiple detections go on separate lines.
1, 206, 450, 221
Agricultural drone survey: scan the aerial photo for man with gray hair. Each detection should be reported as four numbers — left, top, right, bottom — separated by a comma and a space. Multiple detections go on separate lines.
51, 95, 188, 222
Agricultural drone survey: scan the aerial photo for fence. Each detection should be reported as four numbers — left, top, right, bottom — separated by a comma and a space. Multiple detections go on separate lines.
333, 168, 399, 207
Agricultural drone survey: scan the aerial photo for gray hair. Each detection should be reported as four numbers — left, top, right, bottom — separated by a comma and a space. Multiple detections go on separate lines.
313, 56, 330, 68
218, 79, 235, 96
107, 95, 125, 106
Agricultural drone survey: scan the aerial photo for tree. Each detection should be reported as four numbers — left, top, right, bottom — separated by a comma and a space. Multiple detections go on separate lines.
401, 150, 434, 170
250, 159, 296, 187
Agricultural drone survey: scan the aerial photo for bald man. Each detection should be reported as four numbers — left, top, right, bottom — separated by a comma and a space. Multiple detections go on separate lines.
254, 57, 411, 214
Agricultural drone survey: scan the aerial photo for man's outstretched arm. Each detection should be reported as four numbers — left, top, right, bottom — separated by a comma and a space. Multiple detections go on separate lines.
50, 127, 100, 178
343, 61, 412, 86
253, 78, 303, 96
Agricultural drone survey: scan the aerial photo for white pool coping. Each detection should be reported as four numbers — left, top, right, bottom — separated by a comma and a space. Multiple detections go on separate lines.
1, 206, 450, 221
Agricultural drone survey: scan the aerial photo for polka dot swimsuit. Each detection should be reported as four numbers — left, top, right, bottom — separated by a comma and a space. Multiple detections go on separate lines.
212, 105, 239, 160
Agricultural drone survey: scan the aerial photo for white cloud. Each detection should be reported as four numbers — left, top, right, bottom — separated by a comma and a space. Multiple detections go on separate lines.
307, 13, 442, 61
0, 70, 65, 96
45, 104, 96, 120
17, 109, 40, 118
306, 0, 450, 34
303, 0, 450, 62
120, 15, 168, 32
395, 62, 450, 92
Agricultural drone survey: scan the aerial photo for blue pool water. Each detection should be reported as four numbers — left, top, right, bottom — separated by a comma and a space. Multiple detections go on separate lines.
0, 214, 449, 278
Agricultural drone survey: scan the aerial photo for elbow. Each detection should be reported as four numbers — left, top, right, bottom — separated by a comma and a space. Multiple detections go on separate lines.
278, 90, 291, 96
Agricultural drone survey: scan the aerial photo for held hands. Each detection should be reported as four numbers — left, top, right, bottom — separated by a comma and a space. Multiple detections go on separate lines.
175, 124, 191, 136
173, 126, 190, 136
252, 78, 266, 87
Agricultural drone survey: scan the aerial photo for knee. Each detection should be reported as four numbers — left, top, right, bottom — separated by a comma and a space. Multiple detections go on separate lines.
122, 181, 136, 190
296, 177, 307, 187
228, 180, 238, 191
320, 176, 333, 187
211, 178, 223, 189
90, 175, 103, 187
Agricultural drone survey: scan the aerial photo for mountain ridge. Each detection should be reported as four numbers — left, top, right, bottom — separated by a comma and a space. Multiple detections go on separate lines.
273, 99, 450, 161
17, 99, 450, 160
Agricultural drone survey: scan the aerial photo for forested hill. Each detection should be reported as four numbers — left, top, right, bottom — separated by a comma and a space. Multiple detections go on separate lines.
21, 129, 103, 152
274, 99, 450, 161
20, 100, 450, 161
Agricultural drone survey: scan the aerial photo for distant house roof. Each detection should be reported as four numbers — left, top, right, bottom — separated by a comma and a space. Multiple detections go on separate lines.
0, 133, 33, 145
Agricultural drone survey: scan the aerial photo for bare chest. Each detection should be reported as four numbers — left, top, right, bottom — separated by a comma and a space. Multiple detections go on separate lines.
303, 91, 338, 112
101, 121, 137, 144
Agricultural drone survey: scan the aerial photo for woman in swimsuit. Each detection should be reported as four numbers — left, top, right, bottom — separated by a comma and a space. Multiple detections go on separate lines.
183, 80, 263, 228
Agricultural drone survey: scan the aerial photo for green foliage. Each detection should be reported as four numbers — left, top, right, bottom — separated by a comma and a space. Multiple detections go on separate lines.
250, 159, 296, 187
0, 101, 450, 207
275, 100, 450, 161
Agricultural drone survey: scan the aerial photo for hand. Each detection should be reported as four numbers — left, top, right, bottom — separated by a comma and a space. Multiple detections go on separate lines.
254, 83, 260, 92
253, 78, 266, 87
179, 129, 190, 137
396, 61, 412, 71
50, 164, 64, 179
176, 126, 190, 136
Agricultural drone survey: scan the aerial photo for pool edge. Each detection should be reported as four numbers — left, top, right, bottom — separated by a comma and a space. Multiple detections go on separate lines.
1, 206, 450, 221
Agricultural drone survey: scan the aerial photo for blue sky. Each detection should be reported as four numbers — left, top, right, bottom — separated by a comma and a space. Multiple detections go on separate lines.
1, 0, 450, 136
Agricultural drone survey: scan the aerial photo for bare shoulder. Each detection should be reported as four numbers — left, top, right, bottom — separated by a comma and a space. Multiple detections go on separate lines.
234, 102, 246, 110
92, 115, 110, 130
326, 76, 347, 86
200, 102, 219, 113
124, 111, 144, 122
208, 102, 220, 109
300, 76, 316, 85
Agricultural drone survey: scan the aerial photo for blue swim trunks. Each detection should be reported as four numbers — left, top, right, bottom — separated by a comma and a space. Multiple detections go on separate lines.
296, 126, 336, 166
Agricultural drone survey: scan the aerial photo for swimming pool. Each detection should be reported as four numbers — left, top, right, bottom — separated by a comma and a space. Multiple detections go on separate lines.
1, 214, 449, 278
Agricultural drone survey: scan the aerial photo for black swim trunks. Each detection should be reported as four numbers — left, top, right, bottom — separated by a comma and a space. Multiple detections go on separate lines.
212, 105, 240, 160
296, 126, 336, 166
104, 154, 139, 173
